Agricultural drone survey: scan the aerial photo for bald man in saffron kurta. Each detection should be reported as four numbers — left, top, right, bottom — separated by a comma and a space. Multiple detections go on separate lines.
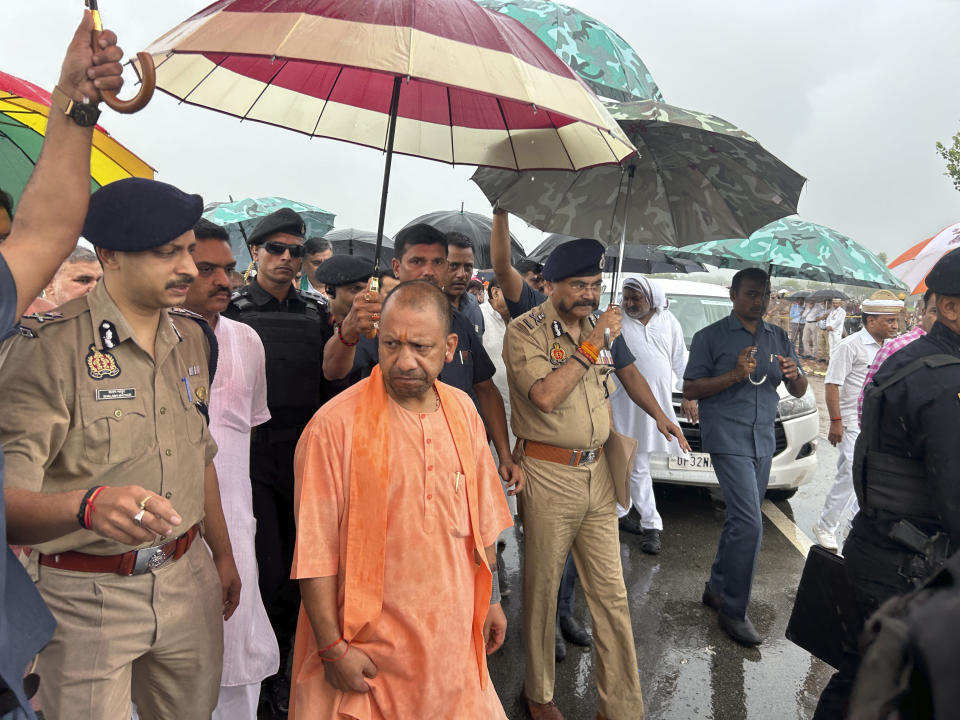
290, 372, 513, 720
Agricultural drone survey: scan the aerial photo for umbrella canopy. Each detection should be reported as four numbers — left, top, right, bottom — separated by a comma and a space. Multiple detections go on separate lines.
471, 99, 805, 250
403, 210, 526, 269
788, 290, 812, 299
669, 218, 907, 291
529, 233, 705, 274
323, 228, 395, 265
478, 0, 664, 103
888, 222, 960, 295
140, 0, 634, 173
0, 70, 154, 207
809, 288, 850, 301
203, 197, 336, 266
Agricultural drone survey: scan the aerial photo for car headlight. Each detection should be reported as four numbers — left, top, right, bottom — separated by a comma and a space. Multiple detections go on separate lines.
778, 387, 817, 420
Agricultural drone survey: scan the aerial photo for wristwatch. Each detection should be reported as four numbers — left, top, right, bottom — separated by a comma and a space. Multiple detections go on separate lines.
51, 86, 101, 127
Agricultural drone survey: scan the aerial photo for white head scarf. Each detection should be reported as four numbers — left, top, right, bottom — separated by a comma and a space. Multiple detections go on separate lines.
621, 276, 668, 314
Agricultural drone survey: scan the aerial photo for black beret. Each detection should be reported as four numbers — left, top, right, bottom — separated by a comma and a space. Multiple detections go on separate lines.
542, 238, 605, 282
925, 247, 960, 296
248, 208, 306, 246
314, 255, 374, 287
82, 178, 203, 251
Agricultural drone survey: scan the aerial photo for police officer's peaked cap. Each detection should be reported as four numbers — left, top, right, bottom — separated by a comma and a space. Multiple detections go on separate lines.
314, 255, 374, 288
82, 178, 203, 250
925, 247, 960, 296
248, 208, 306, 246
542, 238, 606, 282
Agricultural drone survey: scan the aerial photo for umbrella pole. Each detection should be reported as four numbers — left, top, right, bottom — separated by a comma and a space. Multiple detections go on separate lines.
373, 76, 403, 279
610, 165, 635, 307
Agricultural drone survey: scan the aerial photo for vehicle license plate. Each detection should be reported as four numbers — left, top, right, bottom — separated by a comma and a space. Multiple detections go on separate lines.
669, 453, 713, 471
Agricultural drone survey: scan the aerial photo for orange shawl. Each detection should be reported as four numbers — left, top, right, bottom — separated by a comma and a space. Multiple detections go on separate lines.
344, 365, 492, 686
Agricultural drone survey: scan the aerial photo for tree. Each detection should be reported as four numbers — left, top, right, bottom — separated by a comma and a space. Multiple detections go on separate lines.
936, 130, 960, 192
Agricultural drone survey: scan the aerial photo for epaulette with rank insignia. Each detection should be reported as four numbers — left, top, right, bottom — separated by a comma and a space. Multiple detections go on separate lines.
521, 309, 546, 331
21, 311, 65, 324
168, 307, 219, 394
169, 306, 204, 320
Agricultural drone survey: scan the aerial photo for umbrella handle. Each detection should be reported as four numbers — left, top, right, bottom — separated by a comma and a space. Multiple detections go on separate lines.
365, 276, 380, 339
89, 13, 155, 114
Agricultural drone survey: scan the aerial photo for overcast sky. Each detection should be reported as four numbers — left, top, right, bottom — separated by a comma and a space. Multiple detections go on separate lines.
3, 0, 959, 260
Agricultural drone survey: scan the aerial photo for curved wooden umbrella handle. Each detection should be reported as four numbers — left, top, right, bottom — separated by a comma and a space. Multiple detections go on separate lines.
90, 30, 155, 114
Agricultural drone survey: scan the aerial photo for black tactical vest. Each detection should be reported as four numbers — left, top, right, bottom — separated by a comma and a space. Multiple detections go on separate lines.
227, 291, 328, 430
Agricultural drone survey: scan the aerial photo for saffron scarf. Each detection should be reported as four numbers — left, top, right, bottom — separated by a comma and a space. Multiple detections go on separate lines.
344, 365, 493, 686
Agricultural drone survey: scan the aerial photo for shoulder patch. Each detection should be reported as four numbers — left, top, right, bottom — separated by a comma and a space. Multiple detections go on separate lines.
169, 307, 204, 320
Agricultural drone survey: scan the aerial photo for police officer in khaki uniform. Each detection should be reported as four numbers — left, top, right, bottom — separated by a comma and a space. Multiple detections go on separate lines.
0, 178, 241, 720
504, 239, 646, 720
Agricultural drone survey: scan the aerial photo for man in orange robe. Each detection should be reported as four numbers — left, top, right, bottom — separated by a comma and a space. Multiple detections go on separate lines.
290, 280, 513, 719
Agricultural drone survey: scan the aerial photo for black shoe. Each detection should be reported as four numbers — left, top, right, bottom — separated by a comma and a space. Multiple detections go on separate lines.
260, 674, 291, 719
701, 582, 722, 611
718, 612, 762, 646
555, 624, 567, 662
618, 513, 644, 535
559, 615, 592, 647
640, 528, 662, 555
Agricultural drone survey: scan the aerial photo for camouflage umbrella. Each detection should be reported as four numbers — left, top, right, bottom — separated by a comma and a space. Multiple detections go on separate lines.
668, 218, 908, 291
529, 233, 706, 274
203, 197, 336, 267
478, 0, 664, 103
472, 99, 805, 286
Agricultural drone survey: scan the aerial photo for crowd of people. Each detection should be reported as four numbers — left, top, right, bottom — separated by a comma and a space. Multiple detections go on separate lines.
2, 18, 960, 720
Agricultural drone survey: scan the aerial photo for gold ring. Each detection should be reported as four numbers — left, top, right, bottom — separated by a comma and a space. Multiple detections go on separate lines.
138, 496, 151, 510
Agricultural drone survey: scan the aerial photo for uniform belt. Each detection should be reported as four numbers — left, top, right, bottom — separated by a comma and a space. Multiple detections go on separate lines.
523, 440, 603, 467
39, 524, 200, 576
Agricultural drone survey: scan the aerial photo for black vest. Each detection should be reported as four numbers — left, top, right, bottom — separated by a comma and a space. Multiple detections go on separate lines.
227, 291, 328, 430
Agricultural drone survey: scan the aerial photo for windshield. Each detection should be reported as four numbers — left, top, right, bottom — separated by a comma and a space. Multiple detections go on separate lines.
667, 294, 732, 348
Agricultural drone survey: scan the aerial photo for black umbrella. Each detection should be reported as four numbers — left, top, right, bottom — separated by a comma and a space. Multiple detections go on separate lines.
529, 234, 706, 274
402, 209, 526, 269
323, 228, 395, 265
788, 290, 812, 299
809, 288, 850, 301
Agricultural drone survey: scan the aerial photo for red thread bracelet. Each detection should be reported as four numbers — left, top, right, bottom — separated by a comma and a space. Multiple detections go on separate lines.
84, 486, 106, 529
318, 636, 344, 655
320, 641, 350, 663
335, 322, 359, 347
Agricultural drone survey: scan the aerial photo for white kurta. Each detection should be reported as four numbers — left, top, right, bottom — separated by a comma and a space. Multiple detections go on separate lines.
611, 308, 688, 457
210, 317, 279, 689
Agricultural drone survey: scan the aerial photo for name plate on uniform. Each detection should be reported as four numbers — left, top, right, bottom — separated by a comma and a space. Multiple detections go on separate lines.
669, 453, 712, 471
96, 388, 137, 401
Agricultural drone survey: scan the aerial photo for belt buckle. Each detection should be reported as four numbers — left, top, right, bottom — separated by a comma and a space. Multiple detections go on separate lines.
581, 449, 598, 465
131, 545, 171, 575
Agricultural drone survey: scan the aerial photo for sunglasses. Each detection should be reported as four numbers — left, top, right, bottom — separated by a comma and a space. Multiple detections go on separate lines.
262, 241, 305, 258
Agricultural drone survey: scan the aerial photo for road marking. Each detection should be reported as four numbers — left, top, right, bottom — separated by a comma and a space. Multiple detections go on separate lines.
762, 499, 813, 556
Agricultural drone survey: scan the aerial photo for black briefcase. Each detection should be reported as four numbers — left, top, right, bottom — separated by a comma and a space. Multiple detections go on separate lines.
786, 545, 860, 669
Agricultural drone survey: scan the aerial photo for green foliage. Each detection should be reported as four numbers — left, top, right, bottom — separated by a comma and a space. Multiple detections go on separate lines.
936, 130, 960, 192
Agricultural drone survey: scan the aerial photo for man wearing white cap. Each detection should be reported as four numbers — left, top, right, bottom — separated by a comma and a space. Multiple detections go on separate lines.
612, 277, 697, 554
811, 290, 901, 551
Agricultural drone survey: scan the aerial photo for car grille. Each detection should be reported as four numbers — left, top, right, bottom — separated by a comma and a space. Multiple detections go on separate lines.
671, 394, 788, 456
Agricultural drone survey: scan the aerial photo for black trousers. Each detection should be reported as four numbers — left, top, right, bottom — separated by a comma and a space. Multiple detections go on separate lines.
812, 533, 914, 719
250, 438, 300, 673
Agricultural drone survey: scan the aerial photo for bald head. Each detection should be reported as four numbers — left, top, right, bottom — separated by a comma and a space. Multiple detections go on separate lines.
382, 279, 452, 334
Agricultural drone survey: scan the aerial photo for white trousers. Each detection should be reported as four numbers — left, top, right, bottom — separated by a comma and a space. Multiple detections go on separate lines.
818, 424, 860, 534
828, 327, 843, 354
212, 683, 260, 720
615, 451, 663, 530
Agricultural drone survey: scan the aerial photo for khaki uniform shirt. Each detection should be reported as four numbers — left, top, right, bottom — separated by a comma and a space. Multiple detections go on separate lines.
503, 299, 614, 450
0, 282, 217, 555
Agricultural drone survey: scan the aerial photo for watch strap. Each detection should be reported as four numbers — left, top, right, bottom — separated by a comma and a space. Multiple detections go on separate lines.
50, 85, 78, 117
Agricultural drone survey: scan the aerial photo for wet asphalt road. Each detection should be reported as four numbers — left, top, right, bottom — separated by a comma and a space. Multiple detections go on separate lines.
489, 375, 840, 720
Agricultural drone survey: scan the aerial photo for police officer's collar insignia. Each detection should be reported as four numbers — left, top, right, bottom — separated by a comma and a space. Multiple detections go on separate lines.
99, 320, 118, 349
17, 325, 37, 338
550, 341, 566, 365
86, 344, 121, 379
22, 311, 63, 323
551, 320, 563, 338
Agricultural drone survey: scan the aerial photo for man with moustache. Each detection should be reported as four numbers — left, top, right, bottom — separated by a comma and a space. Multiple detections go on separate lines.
0, 178, 241, 720
684, 267, 807, 646
444, 232, 484, 336
43, 246, 102, 306
222, 208, 333, 718
184, 219, 279, 720
323, 223, 523, 499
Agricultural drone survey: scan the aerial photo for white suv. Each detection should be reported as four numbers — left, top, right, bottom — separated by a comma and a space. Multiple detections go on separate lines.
614, 278, 819, 499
